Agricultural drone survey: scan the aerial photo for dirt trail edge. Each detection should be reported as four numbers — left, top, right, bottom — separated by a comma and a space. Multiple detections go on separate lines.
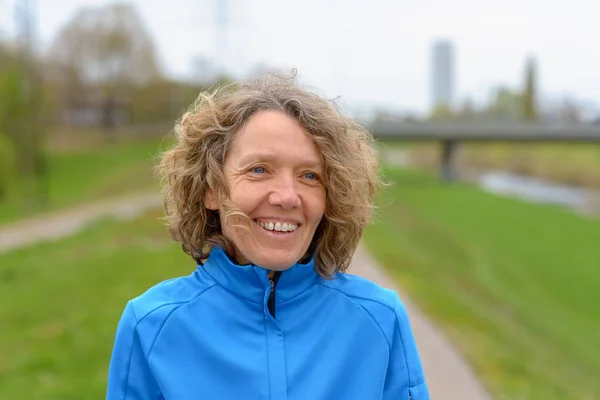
0, 193, 162, 253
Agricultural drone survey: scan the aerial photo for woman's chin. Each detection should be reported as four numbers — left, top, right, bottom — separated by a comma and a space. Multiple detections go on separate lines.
256, 258, 297, 271
248, 252, 302, 271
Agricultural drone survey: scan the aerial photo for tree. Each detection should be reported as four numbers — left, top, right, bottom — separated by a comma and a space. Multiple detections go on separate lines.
0, 41, 46, 208
558, 97, 581, 123
0, 132, 15, 201
483, 86, 523, 121
456, 97, 476, 122
48, 3, 161, 131
428, 104, 455, 122
522, 56, 538, 121
0, 47, 17, 200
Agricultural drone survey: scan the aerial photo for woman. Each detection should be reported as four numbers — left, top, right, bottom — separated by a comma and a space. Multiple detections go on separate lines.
106, 72, 429, 399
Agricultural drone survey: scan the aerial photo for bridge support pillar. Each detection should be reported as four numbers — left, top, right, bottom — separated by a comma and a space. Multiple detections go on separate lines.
440, 139, 458, 182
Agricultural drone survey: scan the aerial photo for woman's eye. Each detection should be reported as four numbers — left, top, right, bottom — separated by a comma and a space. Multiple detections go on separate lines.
251, 166, 266, 174
304, 172, 317, 180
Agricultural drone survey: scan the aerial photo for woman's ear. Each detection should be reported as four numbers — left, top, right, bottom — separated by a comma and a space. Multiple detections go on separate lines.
204, 188, 219, 210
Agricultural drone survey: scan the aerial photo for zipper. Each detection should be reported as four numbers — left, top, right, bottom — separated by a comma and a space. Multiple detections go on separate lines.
267, 271, 282, 318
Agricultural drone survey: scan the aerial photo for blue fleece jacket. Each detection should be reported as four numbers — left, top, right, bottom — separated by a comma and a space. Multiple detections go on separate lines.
106, 246, 429, 399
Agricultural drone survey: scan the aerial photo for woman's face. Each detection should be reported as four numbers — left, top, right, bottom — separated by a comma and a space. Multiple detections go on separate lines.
207, 110, 326, 270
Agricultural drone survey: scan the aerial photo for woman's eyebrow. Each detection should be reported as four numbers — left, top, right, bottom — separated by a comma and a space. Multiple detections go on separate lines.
299, 161, 324, 171
237, 152, 323, 170
237, 152, 277, 165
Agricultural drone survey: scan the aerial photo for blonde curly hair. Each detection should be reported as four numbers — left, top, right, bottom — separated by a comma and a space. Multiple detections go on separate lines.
157, 72, 383, 277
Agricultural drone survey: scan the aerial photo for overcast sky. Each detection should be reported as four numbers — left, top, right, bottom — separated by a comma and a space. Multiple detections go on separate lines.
1, 0, 598, 116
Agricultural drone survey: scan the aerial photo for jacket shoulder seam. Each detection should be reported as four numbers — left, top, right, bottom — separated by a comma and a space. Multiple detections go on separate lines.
131, 281, 217, 323
131, 284, 218, 357
123, 302, 137, 399
394, 299, 416, 388
316, 283, 394, 349
317, 281, 396, 312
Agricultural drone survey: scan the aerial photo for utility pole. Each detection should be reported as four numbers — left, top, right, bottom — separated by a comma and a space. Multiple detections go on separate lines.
0, 0, 10, 37
215, 0, 228, 75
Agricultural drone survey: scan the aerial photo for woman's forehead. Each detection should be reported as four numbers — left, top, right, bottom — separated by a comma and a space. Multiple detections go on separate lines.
227, 111, 323, 166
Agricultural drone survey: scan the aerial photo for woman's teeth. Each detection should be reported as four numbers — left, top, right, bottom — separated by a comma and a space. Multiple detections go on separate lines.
258, 221, 298, 232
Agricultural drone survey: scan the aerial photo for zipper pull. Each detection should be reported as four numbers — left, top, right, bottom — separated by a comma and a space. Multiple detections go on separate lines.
268, 278, 276, 318
267, 271, 281, 319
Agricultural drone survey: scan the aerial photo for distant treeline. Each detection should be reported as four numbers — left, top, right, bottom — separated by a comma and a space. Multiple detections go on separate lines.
0, 3, 229, 207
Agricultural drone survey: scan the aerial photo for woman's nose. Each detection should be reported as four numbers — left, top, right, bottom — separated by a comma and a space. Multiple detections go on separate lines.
268, 175, 300, 209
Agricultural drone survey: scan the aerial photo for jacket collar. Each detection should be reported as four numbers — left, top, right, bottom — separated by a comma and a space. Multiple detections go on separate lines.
200, 246, 319, 304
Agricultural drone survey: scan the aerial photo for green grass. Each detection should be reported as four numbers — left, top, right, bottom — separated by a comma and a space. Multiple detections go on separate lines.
0, 209, 192, 399
0, 136, 171, 225
2, 162, 599, 399
363, 166, 600, 400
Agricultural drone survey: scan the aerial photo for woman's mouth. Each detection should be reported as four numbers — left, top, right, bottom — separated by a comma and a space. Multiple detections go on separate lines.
254, 220, 299, 233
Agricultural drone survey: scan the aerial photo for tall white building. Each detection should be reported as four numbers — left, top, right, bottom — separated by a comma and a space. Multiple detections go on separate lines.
430, 40, 456, 110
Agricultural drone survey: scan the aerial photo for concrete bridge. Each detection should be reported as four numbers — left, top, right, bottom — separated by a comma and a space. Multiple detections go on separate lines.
367, 122, 600, 181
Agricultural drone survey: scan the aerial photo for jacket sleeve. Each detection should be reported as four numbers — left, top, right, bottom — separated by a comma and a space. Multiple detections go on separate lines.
106, 302, 162, 400
383, 295, 430, 400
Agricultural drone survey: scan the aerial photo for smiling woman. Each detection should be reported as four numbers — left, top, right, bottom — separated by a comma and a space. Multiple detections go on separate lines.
105, 71, 430, 400
203, 110, 326, 270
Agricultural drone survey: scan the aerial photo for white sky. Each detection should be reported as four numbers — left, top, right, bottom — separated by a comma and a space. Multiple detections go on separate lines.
1, 0, 599, 116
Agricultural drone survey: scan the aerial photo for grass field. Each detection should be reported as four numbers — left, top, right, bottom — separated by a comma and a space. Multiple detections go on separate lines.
0, 209, 191, 399
1, 157, 599, 399
363, 166, 600, 400
0, 135, 169, 225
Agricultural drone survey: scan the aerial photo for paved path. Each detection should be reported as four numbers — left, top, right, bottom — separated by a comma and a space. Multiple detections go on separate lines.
349, 246, 492, 400
0, 193, 162, 254
0, 193, 492, 399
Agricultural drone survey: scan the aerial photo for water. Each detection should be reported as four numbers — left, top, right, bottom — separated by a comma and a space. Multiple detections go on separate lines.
381, 148, 599, 215
477, 171, 594, 213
